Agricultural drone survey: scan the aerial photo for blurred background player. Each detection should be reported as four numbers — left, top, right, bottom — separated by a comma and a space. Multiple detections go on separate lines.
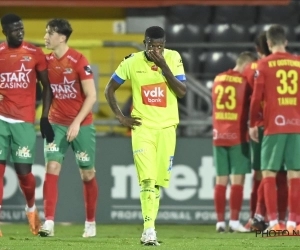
38, 18, 98, 238
243, 32, 288, 231
105, 26, 186, 245
212, 51, 256, 233
250, 24, 300, 232
0, 13, 54, 236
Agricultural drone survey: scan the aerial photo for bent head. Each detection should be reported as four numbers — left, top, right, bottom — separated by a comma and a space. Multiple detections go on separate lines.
236, 51, 257, 73
144, 26, 166, 57
44, 18, 73, 50
266, 24, 287, 52
1, 14, 24, 48
255, 31, 271, 59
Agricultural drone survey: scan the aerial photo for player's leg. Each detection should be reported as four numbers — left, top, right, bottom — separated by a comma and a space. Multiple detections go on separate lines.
39, 124, 68, 237
229, 143, 251, 232
10, 122, 40, 235
261, 134, 286, 231
72, 124, 98, 238
284, 134, 300, 232
0, 119, 10, 236
276, 169, 288, 227
213, 146, 229, 233
132, 125, 158, 246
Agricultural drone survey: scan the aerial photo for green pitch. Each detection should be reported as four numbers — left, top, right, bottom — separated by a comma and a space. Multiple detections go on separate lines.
0, 224, 299, 250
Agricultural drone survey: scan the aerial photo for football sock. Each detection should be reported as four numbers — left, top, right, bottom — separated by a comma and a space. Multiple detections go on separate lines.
0, 164, 5, 207
140, 179, 156, 230
288, 178, 300, 223
83, 177, 98, 222
250, 173, 261, 218
153, 185, 160, 221
214, 184, 226, 222
263, 177, 277, 221
230, 184, 243, 221
43, 173, 59, 221
255, 178, 266, 218
276, 171, 288, 221
17, 173, 36, 208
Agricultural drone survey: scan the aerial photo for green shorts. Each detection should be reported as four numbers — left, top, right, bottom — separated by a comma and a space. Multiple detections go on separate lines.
0, 120, 36, 164
261, 133, 300, 171
213, 143, 251, 176
250, 126, 264, 171
44, 124, 96, 169
131, 125, 176, 188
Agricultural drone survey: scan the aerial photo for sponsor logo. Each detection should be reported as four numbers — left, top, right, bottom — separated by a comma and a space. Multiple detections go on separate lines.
45, 142, 59, 152
213, 129, 237, 140
0, 149, 2, 155
51, 76, 77, 99
141, 83, 167, 107
0, 63, 32, 89
254, 70, 259, 78
16, 146, 31, 159
22, 45, 36, 52
84, 65, 92, 75
274, 115, 300, 126
75, 151, 90, 162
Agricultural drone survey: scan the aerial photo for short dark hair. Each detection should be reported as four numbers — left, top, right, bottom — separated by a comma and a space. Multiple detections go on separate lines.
145, 26, 165, 39
267, 24, 286, 46
1, 13, 22, 29
236, 51, 256, 66
255, 31, 271, 56
46, 18, 73, 41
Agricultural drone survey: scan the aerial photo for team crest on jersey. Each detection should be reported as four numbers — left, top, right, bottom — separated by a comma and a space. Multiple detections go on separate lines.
84, 65, 93, 75
151, 65, 158, 71
21, 56, 32, 62
167, 156, 174, 172
16, 146, 32, 159
63, 68, 73, 74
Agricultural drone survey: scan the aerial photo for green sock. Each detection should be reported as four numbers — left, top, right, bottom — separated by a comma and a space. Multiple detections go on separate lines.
154, 185, 160, 221
140, 179, 156, 230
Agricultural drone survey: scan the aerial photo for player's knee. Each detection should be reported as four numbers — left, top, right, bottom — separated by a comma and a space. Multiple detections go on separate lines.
46, 161, 61, 175
141, 179, 155, 189
80, 168, 95, 181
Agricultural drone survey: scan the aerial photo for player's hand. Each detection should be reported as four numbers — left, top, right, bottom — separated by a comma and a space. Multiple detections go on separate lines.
0, 94, 3, 101
118, 115, 142, 129
67, 121, 80, 142
40, 117, 55, 143
249, 126, 259, 143
147, 50, 167, 68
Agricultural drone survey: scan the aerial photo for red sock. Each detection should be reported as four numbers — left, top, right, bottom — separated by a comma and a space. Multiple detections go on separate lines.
255, 178, 266, 217
263, 177, 277, 221
230, 184, 243, 220
83, 177, 98, 222
250, 173, 261, 218
17, 173, 36, 208
43, 173, 59, 220
276, 171, 288, 221
0, 164, 5, 207
288, 178, 300, 222
214, 184, 226, 222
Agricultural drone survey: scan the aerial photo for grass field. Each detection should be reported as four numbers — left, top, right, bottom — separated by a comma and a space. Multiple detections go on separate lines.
0, 224, 299, 250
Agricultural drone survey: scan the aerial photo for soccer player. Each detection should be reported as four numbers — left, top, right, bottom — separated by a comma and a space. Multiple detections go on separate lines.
105, 26, 186, 246
0, 13, 54, 236
38, 19, 98, 237
250, 24, 300, 232
212, 51, 256, 233
243, 32, 288, 231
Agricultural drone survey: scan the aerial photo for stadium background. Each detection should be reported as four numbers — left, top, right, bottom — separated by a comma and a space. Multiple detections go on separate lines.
0, 0, 295, 225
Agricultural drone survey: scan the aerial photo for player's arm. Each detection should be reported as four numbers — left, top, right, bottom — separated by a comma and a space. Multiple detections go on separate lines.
148, 50, 186, 98
249, 65, 265, 142
105, 77, 141, 128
